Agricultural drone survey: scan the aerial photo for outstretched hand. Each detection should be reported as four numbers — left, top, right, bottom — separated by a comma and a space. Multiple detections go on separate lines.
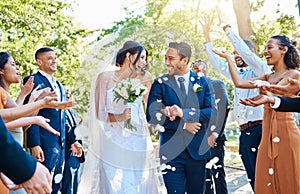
239, 94, 275, 107
42, 96, 75, 110
29, 86, 57, 103
32, 116, 60, 136
212, 49, 231, 60
262, 77, 300, 97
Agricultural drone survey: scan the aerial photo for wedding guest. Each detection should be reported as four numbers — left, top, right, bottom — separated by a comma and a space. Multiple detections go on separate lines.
200, 14, 271, 189
191, 59, 230, 194
0, 116, 52, 194
213, 35, 300, 194
0, 51, 34, 146
0, 51, 72, 194
146, 42, 215, 194
23, 47, 67, 194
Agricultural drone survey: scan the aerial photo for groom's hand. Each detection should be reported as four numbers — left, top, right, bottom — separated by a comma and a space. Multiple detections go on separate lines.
161, 105, 183, 121
184, 122, 202, 135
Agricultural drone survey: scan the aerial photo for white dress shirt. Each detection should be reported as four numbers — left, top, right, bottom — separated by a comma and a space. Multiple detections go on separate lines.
174, 71, 190, 95
38, 70, 61, 101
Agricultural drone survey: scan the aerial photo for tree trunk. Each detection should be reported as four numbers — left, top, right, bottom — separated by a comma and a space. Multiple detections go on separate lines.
232, 0, 255, 40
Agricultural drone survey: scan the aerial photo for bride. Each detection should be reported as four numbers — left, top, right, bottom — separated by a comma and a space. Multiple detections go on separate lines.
78, 40, 166, 194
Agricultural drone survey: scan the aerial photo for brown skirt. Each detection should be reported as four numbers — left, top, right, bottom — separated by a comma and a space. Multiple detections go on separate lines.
255, 106, 300, 194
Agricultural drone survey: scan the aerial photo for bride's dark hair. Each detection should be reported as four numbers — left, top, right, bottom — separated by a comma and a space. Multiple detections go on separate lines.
115, 41, 147, 67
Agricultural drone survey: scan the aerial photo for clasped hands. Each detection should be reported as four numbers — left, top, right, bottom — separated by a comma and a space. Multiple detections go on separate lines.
161, 105, 201, 135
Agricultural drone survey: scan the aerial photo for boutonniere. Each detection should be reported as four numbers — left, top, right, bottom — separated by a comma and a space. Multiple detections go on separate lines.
192, 83, 202, 92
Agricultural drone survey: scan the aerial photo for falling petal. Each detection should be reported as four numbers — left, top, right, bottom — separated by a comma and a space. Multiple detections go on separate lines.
190, 77, 195, 81
163, 77, 168, 81
251, 148, 257, 152
246, 132, 251, 135
166, 165, 172, 169
210, 125, 216, 131
206, 179, 212, 182
54, 174, 63, 183
215, 172, 219, 178
248, 110, 253, 115
156, 113, 162, 121
156, 124, 165, 132
273, 137, 280, 143
221, 66, 226, 71
269, 168, 274, 175
160, 163, 167, 171
212, 132, 219, 137
215, 98, 220, 104
267, 182, 272, 186
206, 163, 213, 169
158, 78, 162, 84
189, 111, 195, 115
191, 108, 196, 111
156, 99, 162, 103
171, 167, 176, 171
233, 180, 238, 185
161, 155, 167, 160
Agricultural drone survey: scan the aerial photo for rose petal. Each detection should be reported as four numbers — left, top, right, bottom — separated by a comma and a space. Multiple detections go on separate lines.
273, 137, 280, 143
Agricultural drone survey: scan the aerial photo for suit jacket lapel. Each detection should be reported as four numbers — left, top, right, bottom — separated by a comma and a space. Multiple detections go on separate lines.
36, 71, 53, 90
167, 75, 186, 105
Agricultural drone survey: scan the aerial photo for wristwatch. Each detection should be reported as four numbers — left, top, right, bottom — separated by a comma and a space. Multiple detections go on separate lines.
222, 24, 231, 32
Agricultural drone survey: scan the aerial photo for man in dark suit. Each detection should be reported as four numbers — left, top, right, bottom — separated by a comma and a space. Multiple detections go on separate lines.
61, 87, 83, 194
191, 59, 230, 194
0, 116, 52, 193
24, 47, 66, 194
146, 42, 215, 194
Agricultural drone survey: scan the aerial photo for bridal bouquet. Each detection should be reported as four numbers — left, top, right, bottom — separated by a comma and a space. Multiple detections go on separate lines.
113, 78, 147, 131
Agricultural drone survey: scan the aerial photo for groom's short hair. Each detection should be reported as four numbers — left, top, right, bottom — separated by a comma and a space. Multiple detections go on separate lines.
169, 42, 191, 59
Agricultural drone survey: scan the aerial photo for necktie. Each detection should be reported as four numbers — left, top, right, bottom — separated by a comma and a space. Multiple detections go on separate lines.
178, 77, 186, 98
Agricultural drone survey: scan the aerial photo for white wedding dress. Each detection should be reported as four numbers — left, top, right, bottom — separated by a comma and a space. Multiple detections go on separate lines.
78, 78, 166, 194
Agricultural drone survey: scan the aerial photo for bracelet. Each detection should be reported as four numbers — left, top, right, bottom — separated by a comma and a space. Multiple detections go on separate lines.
223, 24, 231, 31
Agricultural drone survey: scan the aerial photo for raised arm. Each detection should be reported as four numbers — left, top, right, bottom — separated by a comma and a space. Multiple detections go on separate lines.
0, 96, 74, 123
200, 14, 232, 79
216, 6, 271, 76
212, 49, 266, 88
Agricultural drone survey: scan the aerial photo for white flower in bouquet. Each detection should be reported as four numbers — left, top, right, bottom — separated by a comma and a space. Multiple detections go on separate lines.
113, 78, 148, 131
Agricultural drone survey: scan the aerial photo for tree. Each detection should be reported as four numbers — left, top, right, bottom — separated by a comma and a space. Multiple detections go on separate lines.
0, 0, 90, 103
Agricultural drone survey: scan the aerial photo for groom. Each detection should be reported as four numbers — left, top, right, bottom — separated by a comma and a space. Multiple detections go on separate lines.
146, 42, 215, 194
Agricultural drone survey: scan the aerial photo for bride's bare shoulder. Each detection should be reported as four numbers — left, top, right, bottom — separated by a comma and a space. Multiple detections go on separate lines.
96, 71, 115, 80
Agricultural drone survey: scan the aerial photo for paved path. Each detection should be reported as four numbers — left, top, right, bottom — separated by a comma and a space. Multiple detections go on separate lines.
225, 166, 253, 194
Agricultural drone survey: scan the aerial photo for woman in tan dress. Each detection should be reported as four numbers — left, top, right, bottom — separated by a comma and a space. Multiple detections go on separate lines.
214, 35, 300, 194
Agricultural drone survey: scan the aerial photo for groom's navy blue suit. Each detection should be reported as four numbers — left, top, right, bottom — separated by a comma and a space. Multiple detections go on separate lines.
147, 70, 215, 194
24, 71, 66, 193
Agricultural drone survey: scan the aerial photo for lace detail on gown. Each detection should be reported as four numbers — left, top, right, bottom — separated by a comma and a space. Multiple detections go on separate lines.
78, 86, 166, 194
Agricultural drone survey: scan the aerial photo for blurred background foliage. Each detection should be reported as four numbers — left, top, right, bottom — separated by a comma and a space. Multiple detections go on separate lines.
0, 0, 299, 119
